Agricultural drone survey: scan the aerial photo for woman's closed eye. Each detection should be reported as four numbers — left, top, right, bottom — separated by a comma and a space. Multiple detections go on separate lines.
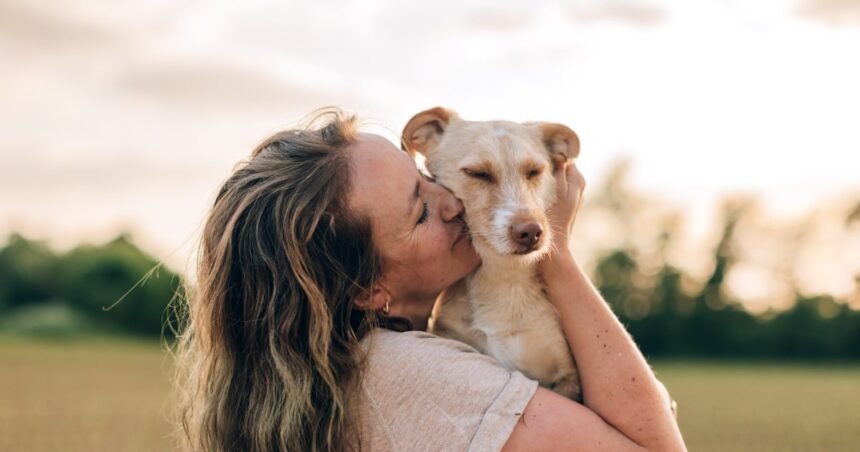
417, 202, 430, 225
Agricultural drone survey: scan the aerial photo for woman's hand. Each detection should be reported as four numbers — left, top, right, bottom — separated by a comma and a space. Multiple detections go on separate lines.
542, 160, 585, 272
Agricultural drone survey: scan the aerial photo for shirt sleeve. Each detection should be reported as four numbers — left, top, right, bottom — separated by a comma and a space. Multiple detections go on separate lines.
358, 329, 539, 452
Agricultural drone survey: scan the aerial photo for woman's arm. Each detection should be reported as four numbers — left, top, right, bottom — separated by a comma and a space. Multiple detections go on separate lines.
503, 162, 685, 451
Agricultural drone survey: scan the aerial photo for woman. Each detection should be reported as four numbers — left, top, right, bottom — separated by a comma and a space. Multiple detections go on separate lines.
175, 110, 686, 451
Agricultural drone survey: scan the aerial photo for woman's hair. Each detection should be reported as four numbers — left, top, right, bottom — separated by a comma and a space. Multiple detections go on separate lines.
174, 110, 384, 452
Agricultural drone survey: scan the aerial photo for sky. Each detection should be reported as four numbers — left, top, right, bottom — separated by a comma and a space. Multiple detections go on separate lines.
1, 0, 858, 304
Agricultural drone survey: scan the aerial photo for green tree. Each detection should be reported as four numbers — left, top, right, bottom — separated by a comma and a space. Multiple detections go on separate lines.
0, 234, 58, 311
53, 234, 183, 338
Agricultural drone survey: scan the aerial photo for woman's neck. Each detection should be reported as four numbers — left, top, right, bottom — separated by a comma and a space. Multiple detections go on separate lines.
388, 292, 437, 332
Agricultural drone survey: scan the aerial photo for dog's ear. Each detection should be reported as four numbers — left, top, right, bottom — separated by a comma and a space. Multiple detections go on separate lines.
534, 123, 580, 170
401, 107, 458, 157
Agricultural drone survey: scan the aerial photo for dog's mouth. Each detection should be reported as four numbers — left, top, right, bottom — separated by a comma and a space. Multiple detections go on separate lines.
511, 239, 549, 256
513, 247, 540, 256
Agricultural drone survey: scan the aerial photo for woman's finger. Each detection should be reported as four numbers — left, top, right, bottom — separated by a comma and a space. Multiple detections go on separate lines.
554, 160, 571, 194
566, 161, 585, 191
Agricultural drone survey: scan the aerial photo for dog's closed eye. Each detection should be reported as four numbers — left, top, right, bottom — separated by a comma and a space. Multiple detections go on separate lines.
462, 167, 496, 184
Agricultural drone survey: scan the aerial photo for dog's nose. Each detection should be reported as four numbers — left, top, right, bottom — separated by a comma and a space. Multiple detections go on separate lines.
512, 222, 542, 249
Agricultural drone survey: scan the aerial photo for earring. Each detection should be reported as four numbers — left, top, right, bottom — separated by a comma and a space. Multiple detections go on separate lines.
383, 299, 390, 315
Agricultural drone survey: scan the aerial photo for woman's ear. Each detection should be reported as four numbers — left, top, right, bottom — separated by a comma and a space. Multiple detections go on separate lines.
401, 107, 458, 158
353, 284, 392, 312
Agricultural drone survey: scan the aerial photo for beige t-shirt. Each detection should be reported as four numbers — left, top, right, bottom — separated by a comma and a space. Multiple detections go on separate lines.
356, 328, 538, 452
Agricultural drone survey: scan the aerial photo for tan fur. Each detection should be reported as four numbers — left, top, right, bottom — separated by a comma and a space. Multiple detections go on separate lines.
404, 107, 583, 401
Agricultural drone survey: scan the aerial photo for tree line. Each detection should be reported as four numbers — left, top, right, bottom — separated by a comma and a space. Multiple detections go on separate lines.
0, 233, 182, 338
593, 220, 860, 360
1, 204, 858, 358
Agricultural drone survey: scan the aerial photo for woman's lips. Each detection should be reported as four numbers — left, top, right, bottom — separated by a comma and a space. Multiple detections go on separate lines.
452, 229, 466, 247
451, 219, 471, 248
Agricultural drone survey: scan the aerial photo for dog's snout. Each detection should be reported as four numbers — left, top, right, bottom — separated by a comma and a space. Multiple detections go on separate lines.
512, 222, 542, 250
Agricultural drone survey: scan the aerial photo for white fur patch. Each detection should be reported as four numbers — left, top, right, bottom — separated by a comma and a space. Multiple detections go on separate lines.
492, 208, 514, 238
491, 196, 519, 252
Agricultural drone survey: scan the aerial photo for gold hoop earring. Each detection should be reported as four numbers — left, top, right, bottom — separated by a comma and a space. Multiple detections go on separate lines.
383, 300, 390, 315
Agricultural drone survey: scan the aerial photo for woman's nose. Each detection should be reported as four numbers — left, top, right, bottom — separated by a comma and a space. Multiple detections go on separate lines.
437, 188, 465, 222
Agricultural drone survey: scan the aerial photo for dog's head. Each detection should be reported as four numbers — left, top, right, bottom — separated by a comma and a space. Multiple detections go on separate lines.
402, 107, 579, 262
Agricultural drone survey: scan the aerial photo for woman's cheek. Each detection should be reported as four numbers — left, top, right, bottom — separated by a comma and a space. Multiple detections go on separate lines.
434, 227, 450, 252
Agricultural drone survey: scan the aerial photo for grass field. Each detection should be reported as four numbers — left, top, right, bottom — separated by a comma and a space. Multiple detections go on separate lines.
2, 340, 859, 451
654, 360, 860, 451
0, 339, 174, 452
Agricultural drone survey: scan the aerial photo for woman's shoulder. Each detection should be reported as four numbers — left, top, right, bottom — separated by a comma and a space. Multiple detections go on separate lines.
361, 328, 482, 362
356, 328, 538, 451
359, 327, 533, 392
358, 327, 538, 414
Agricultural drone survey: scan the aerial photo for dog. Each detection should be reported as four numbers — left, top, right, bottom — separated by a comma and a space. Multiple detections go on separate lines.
401, 107, 582, 401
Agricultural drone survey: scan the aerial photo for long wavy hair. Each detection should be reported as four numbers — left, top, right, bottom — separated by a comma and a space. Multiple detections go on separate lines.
173, 110, 386, 451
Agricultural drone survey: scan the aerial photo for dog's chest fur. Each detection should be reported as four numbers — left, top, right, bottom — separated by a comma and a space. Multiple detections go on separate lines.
433, 257, 582, 401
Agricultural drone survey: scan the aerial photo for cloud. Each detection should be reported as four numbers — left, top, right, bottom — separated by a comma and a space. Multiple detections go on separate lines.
0, 0, 119, 53
114, 60, 327, 113
568, 1, 667, 27
466, 9, 534, 33
0, 151, 211, 191
797, 0, 860, 25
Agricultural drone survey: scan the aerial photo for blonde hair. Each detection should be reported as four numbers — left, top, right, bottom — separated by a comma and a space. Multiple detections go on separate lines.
174, 110, 384, 451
